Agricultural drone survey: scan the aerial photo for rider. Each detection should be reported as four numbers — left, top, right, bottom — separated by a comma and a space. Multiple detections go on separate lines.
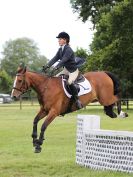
43, 31, 83, 109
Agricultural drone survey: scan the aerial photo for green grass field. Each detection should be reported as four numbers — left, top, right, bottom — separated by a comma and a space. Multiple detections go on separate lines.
0, 104, 133, 177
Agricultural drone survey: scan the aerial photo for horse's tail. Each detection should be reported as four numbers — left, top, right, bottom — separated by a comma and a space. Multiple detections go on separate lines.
105, 71, 128, 118
105, 71, 121, 96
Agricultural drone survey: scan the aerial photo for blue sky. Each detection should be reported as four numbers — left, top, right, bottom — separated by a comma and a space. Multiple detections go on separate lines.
0, 0, 94, 59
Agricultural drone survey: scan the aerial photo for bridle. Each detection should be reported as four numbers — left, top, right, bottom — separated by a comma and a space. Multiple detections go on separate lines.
12, 73, 31, 95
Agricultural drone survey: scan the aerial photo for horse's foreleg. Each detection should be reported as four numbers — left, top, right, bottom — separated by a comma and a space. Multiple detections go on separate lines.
32, 108, 47, 147
34, 109, 57, 153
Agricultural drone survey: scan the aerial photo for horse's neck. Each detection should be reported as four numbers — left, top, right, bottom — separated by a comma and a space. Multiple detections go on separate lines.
27, 72, 48, 93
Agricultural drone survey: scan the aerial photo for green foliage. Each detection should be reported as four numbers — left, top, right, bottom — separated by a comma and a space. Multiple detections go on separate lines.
91, 0, 133, 51
30, 55, 48, 72
1, 38, 48, 77
70, 0, 122, 26
0, 69, 12, 93
87, 1, 133, 98
75, 47, 88, 58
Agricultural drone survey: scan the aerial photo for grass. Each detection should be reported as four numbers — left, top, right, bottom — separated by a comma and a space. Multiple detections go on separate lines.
0, 104, 133, 177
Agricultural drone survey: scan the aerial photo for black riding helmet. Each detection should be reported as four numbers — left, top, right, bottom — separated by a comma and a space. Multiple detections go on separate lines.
56, 32, 70, 43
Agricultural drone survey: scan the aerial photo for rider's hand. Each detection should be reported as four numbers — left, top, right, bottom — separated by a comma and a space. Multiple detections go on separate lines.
42, 65, 49, 72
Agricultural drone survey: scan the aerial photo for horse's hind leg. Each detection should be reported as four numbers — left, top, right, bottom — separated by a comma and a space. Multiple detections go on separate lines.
104, 104, 117, 118
117, 100, 121, 115
117, 100, 128, 118
32, 108, 47, 147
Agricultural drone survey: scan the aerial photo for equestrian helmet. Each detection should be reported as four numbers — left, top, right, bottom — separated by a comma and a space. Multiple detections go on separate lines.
56, 32, 70, 41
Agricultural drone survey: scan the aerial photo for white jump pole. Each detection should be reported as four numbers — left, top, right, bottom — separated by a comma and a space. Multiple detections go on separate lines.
77, 114, 100, 131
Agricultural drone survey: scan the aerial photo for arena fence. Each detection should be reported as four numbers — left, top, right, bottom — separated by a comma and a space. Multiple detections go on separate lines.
76, 115, 133, 173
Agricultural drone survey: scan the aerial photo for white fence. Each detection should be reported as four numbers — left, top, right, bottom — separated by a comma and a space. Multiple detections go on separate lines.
76, 115, 133, 173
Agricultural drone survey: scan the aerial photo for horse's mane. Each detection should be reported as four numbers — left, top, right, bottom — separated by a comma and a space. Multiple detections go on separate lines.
27, 70, 56, 79
27, 70, 43, 74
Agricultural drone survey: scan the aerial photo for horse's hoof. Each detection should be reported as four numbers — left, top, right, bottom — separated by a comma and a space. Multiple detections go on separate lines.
119, 111, 128, 118
34, 145, 42, 153
125, 113, 128, 117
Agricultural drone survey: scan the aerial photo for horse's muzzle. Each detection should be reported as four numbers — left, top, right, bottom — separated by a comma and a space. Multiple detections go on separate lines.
11, 95, 18, 100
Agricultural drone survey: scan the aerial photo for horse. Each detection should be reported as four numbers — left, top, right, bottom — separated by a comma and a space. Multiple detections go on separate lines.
11, 65, 128, 153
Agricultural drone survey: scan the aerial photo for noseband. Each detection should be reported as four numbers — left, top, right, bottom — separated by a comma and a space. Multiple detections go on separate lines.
13, 73, 31, 95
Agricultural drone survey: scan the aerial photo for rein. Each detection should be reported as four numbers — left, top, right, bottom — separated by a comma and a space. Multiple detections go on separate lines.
12, 86, 31, 95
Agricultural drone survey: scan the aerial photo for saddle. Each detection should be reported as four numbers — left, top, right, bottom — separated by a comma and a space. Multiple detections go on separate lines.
61, 74, 92, 98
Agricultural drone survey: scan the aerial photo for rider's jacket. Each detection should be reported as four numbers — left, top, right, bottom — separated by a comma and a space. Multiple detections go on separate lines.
47, 44, 78, 72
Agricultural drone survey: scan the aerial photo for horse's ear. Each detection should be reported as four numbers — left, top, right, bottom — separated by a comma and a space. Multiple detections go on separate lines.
22, 66, 27, 74
17, 63, 27, 74
19, 62, 24, 67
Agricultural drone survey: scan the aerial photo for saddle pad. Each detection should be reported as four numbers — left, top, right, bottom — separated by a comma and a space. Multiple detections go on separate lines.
62, 76, 92, 98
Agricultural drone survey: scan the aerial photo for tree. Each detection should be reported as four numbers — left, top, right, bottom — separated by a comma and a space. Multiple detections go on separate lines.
87, 0, 133, 97
1, 38, 48, 77
70, 0, 123, 26
30, 55, 48, 72
70, 0, 133, 97
0, 70, 12, 93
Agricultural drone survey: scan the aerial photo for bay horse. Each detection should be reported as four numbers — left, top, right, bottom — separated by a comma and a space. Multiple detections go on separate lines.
11, 65, 128, 153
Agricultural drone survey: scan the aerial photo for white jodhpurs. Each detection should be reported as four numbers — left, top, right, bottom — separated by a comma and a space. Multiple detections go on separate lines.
56, 67, 79, 85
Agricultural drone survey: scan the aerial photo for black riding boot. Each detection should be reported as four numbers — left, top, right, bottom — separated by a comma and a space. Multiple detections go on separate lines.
69, 83, 83, 109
